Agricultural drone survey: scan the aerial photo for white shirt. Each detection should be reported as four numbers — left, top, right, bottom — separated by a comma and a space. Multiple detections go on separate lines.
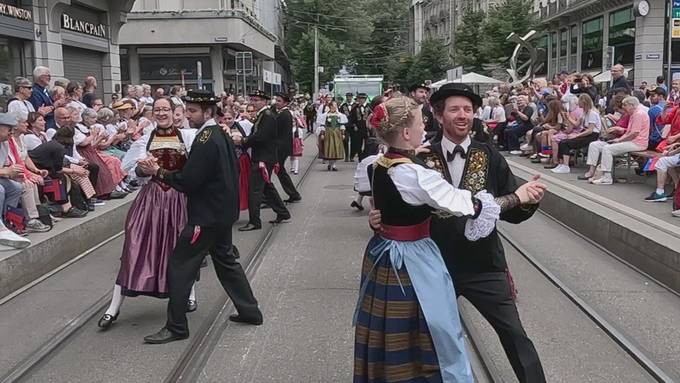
389, 163, 474, 217
353, 155, 475, 217
440, 135, 471, 187
7, 98, 34, 121
196, 118, 216, 135
24, 134, 44, 151
238, 118, 253, 136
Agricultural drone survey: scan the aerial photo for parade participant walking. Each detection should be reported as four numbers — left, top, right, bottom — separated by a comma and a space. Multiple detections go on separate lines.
98, 97, 197, 329
273, 92, 302, 202
340, 92, 354, 161
348, 93, 369, 161
354, 96, 501, 383
410, 82, 439, 140
303, 95, 316, 134
142, 90, 262, 344
370, 83, 548, 383
235, 90, 290, 232
318, 101, 347, 171
220, 109, 250, 211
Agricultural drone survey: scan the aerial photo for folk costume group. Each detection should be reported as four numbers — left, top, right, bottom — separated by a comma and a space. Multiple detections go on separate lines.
355, 84, 548, 383
92, 83, 548, 381
98, 90, 263, 343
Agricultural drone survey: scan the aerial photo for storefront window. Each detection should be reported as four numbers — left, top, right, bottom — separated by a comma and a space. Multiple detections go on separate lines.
570, 25, 578, 55
139, 56, 212, 82
608, 7, 635, 66
560, 29, 568, 57
551, 32, 557, 59
0, 37, 25, 112
536, 35, 548, 75
581, 17, 603, 70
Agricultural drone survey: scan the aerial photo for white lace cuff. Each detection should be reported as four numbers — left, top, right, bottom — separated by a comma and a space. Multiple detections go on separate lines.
464, 190, 501, 241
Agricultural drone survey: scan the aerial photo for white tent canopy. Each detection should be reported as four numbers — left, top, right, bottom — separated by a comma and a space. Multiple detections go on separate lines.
592, 68, 630, 84
428, 72, 502, 89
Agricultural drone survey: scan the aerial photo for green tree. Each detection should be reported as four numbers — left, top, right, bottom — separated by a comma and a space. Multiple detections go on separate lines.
454, 8, 489, 74
406, 39, 450, 85
480, 0, 539, 66
291, 29, 344, 93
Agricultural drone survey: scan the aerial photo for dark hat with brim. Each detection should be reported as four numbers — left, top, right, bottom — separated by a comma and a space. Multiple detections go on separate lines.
249, 90, 271, 100
430, 83, 482, 109
408, 83, 429, 92
274, 92, 290, 102
345, 92, 354, 97
356, 92, 368, 99
182, 89, 218, 105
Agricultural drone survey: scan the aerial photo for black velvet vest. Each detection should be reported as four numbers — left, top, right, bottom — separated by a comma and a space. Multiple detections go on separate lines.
371, 150, 432, 226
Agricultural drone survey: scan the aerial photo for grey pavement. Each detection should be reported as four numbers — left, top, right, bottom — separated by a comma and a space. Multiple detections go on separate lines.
197, 156, 365, 383
500, 212, 680, 381
505, 155, 680, 227
1, 136, 319, 382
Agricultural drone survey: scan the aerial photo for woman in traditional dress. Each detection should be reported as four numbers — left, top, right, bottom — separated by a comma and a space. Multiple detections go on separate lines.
73, 108, 121, 198
319, 101, 346, 171
353, 96, 501, 383
98, 97, 197, 329
220, 109, 250, 211
81, 108, 131, 193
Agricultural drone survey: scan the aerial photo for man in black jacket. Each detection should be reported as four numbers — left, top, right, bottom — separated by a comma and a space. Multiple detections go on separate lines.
236, 90, 290, 231
606, 64, 631, 113
339, 92, 354, 161
273, 92, 301, 203
370, 84, 548, 383
348, 93, 369, 161
142, 90, 262, 344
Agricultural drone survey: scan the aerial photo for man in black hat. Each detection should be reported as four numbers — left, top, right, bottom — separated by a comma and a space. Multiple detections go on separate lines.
348, 92, 369, 161
370, 83, 548, 382
273, 92, 302, 203
339, 92, 354, 161
142, 89, 262, 344
409, 82, 439, 140
235, 90, 291, 232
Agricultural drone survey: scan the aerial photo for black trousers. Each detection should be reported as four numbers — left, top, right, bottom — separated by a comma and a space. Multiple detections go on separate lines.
86, 163, 100, 196
166, 224, 260, 336
275, 152, 300, 200
349, 128, 367, 160
454, 271, 546, 383
343, 127, 351, 161
557, 133, 599, 157
305, 117, 314, 133
248, 161, 289, 227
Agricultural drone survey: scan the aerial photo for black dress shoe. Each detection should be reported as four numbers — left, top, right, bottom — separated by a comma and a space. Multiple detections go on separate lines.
98, 313, 118, 329
260, 203, 271, 210
187, 299, 198, 313
284, 196, 301, 203
229, 313, 263, 325
238, 223, 262, 232
351, 201, 364, 211
269, 214, 291, 224
144, 328, 188, 344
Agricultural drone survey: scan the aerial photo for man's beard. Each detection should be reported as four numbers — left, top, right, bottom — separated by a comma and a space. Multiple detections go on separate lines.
189, 118, 206, 129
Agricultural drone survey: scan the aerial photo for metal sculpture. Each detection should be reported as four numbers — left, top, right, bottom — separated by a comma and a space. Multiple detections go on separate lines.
506, 30, 546, 84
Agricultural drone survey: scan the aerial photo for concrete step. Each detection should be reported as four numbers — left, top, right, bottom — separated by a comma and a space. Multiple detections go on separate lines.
0, 195, 134, 300
508, 157, 680, 295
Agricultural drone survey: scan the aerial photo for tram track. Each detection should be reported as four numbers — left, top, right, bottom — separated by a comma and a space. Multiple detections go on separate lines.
460, 217, 677, 383
0, 134, 317, 383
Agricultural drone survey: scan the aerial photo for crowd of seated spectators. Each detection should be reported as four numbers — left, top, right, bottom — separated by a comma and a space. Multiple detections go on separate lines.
476, 64, 680, 217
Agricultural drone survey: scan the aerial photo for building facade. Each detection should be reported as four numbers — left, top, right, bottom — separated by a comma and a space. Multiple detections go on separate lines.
409, 0, 499, 54
534, 0, 667, 86
0, 0, 135, 110
118, 0, 289, 96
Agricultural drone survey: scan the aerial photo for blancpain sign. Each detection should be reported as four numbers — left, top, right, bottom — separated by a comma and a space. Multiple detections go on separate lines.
61, 14, 107, 38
